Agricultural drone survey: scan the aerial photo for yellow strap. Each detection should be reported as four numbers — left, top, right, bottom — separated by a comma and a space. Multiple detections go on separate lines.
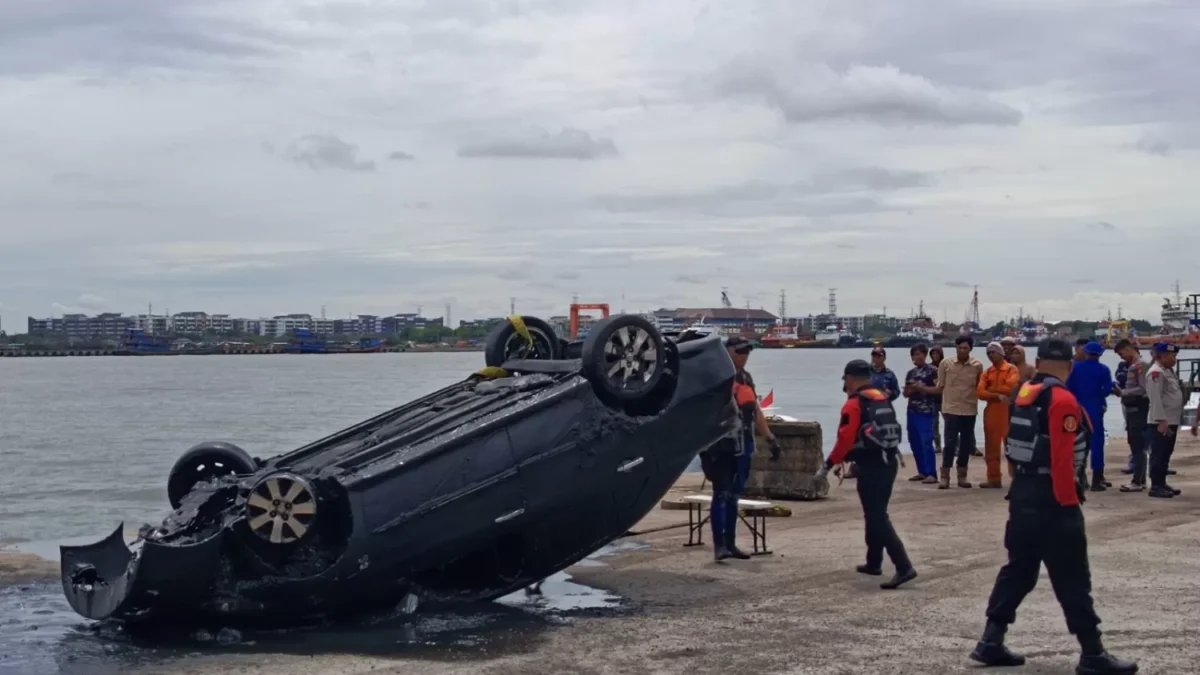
473, 366, 510, 379
508, 315, 534, 347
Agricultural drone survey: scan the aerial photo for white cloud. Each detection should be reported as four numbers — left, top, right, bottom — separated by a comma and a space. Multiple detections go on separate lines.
0, 0, 1197, 326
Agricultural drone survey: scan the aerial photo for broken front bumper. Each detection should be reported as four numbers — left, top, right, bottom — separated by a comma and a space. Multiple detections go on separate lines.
60, 523, 224, 623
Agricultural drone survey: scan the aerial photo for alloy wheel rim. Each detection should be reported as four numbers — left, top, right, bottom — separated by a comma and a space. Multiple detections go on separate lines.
603, 325, 657, 388
246, 474, 317, 544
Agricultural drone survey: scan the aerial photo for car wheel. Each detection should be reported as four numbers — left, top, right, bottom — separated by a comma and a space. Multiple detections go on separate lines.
484, 316, 563, 367
581, 314, 666, 406
167, 441, 258, 510
245, 473, 319, 545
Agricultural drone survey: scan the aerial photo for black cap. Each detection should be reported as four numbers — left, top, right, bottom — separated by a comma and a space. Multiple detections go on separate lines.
870, 347, 886, 357
1038, 338, 1074, 361
725, 336, 753, 352
843, 359, 873, 378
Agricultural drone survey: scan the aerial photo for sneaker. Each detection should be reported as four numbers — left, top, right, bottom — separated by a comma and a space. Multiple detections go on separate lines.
1119, 482, 1144, 492
908, 474, 926, 482
922, 475, 939, 485
1148, 486, 1175, 499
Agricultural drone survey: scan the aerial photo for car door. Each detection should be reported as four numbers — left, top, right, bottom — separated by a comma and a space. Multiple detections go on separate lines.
360, 428, 527, 570
505, 389, 620, 573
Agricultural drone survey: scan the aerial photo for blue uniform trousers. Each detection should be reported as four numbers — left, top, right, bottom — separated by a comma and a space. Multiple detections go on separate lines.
906, 410, 937, 477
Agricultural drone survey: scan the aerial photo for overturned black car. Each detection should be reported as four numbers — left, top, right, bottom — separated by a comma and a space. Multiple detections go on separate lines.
61, 315, 738, 626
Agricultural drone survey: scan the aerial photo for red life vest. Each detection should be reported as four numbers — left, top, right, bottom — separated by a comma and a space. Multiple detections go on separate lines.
848, 388, 902, 463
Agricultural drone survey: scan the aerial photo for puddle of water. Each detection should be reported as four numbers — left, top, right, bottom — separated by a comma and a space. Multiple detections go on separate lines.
495, 571, 620, 612
0, 539, 647, 674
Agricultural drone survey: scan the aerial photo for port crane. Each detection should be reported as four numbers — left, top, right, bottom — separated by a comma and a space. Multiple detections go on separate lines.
568, 299, 610, 339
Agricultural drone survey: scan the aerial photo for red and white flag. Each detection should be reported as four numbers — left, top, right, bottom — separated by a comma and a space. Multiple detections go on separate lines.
760, 389, 774, 409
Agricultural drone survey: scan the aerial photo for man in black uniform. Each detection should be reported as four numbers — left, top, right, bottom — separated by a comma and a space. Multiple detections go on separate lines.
699, 337, 780, 561
970, 339, 1137, 674
815, 359, 916, 589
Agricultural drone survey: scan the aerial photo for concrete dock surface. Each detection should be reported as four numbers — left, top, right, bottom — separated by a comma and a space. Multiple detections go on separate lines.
7, 439, 1200, 675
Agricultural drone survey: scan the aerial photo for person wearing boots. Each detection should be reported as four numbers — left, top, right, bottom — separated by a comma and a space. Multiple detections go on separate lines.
935, 335, 983, 489
699, 337, 781, 561
977, 342, 1020, 488
969, 338, 1137, 675
1067, 341, 1115, 491
726, 337, 781, 544
815, 359, 917, 590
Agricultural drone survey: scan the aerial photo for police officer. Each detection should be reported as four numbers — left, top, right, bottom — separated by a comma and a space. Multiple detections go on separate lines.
969, 339, 1136, 674
700, 337, 781, 561
1147, 342, 1192, 498
815, 359, 917, 590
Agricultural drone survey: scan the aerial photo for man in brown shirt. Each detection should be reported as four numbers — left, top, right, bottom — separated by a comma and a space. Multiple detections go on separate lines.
935, 335, 984, 488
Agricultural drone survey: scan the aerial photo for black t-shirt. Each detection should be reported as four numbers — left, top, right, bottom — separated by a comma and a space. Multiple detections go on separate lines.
736, 369, 757, 427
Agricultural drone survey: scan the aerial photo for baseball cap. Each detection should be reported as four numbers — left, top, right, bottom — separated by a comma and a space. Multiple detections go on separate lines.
724, 336, 753, 352
843, 359, 872, 378
870, 347, 886, 357
1153, 342, 1180, 354
1037, 338, 1074, 361
1083, 341, 1105, 356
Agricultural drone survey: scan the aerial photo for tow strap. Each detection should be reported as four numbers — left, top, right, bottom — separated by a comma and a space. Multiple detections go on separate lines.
471, 316, 534, 380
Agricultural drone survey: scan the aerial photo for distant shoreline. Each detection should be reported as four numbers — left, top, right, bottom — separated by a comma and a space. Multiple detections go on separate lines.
0, 345, 485, 358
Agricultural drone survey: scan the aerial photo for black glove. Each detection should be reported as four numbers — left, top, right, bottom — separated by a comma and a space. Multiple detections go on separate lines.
768, 436, 782, 461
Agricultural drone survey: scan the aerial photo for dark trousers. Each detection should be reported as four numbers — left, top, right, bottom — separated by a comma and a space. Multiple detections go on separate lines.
942, 413, 977, 468
856, 457, 912, 572
1149, 425, 1179, 488
700, 448, 738, 545
984, 492, 1101, 636
1124, 399, 1149, 484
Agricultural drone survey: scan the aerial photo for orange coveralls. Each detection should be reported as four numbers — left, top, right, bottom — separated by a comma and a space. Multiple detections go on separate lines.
976, 361, 1020, 483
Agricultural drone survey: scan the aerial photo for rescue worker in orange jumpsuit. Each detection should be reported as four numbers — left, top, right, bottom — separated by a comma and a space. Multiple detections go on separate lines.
970, 339, 1137, 675
815, 359, 917, 590
977, 341, 1020, 488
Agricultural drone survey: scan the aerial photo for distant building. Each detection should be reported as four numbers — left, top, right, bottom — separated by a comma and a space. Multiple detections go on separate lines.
27, 313, 133, 338
653, 307, 779, 334
459, 317, 505, 332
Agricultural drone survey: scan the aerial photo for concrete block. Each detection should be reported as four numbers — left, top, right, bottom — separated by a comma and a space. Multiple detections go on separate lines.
745, 420, 829, 501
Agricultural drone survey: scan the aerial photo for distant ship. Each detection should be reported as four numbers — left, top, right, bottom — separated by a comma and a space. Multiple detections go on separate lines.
1161, 281, 1194, 336
885, 301, 940, 347
759, 323, 807, 348
119, 328, 172, 354
815, 322, 858, 346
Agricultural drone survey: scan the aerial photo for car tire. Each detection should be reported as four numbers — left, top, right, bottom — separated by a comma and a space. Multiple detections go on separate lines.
167, 441, 258, 510
484, 316, 563, 367
581, 314, 667, 409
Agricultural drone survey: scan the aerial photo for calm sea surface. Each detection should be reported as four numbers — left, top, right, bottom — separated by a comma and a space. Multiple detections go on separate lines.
0, 348, 1129, 544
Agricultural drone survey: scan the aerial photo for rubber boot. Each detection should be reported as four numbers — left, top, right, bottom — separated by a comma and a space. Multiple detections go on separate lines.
1076, 632, 1138, 675
957, 466, 972, 488
713, 543, 732, 562
726, 531, 751, 560
1091, 471, 1108, 492
938, 466, 951, 490
969, 621, 1026, 667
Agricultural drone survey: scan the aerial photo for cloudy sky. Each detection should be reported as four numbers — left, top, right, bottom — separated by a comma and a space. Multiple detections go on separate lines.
1, 0, 1196, 329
